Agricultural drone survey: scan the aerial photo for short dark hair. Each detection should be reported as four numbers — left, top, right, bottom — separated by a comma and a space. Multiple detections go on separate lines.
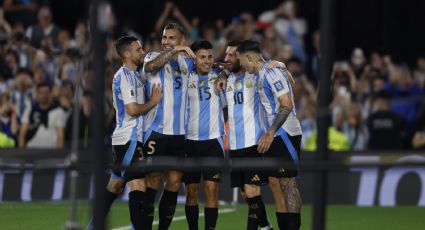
115, 36, 138, 58
227, 40, 241, 47
164, 22, 186, 36
236, 40, 262, 54
16, 68, 33, 78
190, 40, 213, 52
36, 82, 51, 91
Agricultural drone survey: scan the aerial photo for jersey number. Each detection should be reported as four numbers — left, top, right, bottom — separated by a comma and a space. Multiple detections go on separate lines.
174, 76, 182, 89
147, 141, 156, 155
198, 87, 211, 101
233, 92, 244, 105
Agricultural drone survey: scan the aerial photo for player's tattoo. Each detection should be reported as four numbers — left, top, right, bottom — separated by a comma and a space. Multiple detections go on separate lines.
280, 177, 302, 212
270, 105, 292, 131
144, 49, 179, 73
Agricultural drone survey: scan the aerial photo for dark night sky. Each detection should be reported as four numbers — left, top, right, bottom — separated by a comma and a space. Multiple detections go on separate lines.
35, 0, 425, 65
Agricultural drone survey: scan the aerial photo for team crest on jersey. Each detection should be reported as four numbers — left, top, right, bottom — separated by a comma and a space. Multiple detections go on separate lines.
173, 68, 180, 76
235, 81, 243, 90
246, 80, 254, 88
199, 80, 207, 87
274, 80, 284, 92
181, 67, 188, 75
189, 82, 197, 88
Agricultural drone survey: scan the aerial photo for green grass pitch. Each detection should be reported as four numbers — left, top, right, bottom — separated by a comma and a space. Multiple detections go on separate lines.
0, 202, 424, 229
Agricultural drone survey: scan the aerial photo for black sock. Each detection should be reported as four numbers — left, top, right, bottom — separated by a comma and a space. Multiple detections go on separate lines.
158, 190, 178, 230
276, 212, 286, 230
103, 188, 119, 218
145, 187, 157, 230
204, 207, 218, 230
128, 191, 146, 230
86, 188, 118, 229
246, 196, 264, 230
185, 205, 199, 230
286, 213, 300, 230
257, 197, 270, 228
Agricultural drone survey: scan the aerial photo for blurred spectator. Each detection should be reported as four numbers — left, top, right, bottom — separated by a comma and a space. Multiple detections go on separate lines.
3, 32, 36, 69
414, 56, 425, 90
155, 2, 192, 36
304, 126, 350, 152
10, 68, 34, 119
0, 93, 18, 147
259, 0, 307, 63
64, 90, 91, 148
0, 7, 12, 43
367, 90, 406, 150
25, 6, 60, 49
341, 103, 368, 151
306, 30, 320, 85
18, 83, 66, 148
412, 105, 425, 150
350, 48, 366, 78
2, 0, 38, 27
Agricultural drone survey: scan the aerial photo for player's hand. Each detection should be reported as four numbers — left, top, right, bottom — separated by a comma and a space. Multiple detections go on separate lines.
267, 60, 286, 69
149, 83, 162, 106
257, 130, 275, 154
215, 75, 227, 91
175, 46, 196, 59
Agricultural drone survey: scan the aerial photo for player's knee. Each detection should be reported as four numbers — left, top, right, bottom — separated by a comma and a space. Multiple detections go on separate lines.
244, 184, 260, 198
147, 172, 162, 189
268, 177, 282, 192
204, 182, 219, 198
107, 180, 125, 194
186, 184, 199, 205
165, 171, 183, 192
127, 179, 146, 192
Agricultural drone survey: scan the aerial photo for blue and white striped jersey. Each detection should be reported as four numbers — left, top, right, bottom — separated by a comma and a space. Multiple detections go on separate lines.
186, 69, 225, 140
257, 63, 302, 136
111, 65, 145, 145
225, 72, 263, 150
143, 52, 194, 141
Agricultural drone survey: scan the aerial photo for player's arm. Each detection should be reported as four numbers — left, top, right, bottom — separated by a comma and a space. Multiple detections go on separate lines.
56, 127, 64, 148
18, 122, 28, 148
144, 46, 195, 73
267, 60, 296, 89
125, 84, 162, 116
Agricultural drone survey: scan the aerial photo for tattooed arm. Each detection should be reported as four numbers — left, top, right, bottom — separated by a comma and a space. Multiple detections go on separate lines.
144, 49, 179, 73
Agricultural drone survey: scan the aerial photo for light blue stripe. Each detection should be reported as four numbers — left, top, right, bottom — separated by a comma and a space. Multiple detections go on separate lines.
114, 75, 125, 128
234, 78, 245, 149
279, 129, 299, 165
150, 68, 165, 134
217, 137, 225, 157
198, 76, 210, 140
121, 140, 138, 178
263, 78, 277, 130
218, 92, 225, 137
110, 171, 122, 180
253, 88, 262, 144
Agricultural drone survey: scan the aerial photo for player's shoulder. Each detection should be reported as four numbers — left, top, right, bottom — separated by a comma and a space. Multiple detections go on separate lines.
144, 51, 160, 62
264, 67, 286, 80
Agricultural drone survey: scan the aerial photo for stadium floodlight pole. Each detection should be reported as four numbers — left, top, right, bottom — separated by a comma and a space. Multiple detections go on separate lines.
313, 0, 335, 230
90, 0, 111, 229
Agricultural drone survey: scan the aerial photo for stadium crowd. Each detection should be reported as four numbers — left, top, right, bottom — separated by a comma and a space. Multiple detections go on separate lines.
0, 1, 424, 151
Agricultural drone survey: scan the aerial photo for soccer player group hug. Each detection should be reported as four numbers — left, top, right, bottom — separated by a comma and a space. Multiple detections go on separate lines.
90, 22, 302, 230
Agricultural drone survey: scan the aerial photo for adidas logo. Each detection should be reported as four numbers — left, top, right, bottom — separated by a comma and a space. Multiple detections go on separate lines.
251, 174, 261, 182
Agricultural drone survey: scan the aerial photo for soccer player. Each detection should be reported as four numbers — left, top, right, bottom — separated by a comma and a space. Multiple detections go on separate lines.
236, 40, 302, 230
143, 22, 195, 230
218, 40, 273, 230
183, 40, 225, 230
94, 36, 162, 229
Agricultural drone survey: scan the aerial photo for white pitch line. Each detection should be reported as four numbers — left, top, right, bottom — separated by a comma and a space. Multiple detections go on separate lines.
112, 208, 236, 230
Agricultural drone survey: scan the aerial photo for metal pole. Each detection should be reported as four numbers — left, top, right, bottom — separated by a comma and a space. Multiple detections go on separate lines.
65, 55, 84, 230
313, 0, 335, 230
90, 0, 109, 229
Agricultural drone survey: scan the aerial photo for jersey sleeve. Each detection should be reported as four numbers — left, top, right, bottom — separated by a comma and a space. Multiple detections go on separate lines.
264, 68, 290, 98
142, 52, 160, 74
120, 71, 138, 105
177, 54, 194, 78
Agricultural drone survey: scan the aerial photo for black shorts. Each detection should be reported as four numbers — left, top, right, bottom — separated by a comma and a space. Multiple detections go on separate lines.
229, 145, 265, 188
183, 138, 224, 184
111, 140, 145, 181
143, 131, 186, 171
263, 132, 302, 178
